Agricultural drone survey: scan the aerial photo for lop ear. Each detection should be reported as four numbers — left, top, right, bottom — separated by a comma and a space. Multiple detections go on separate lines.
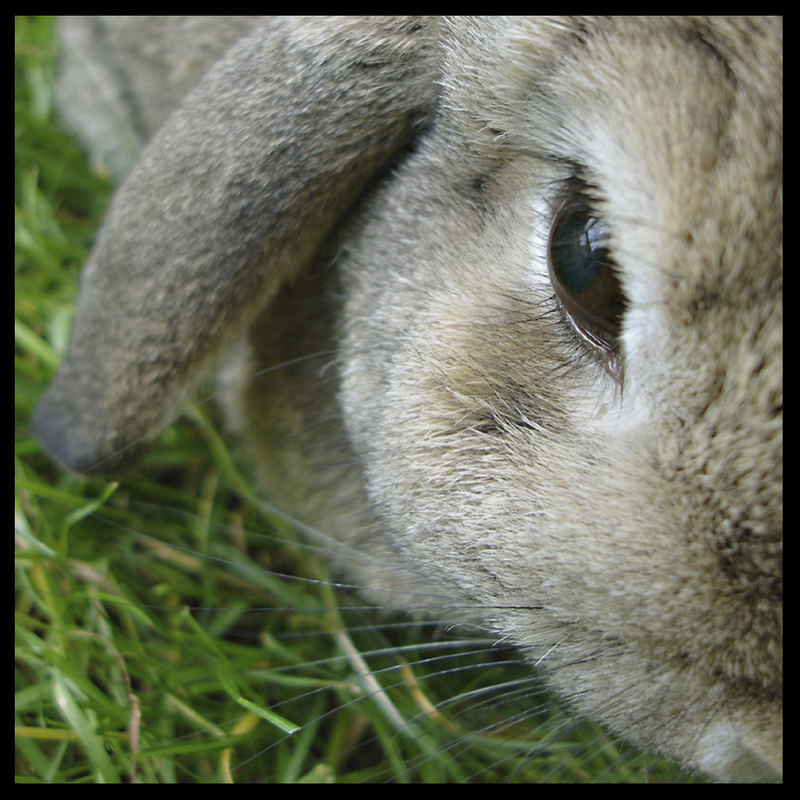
33, 17, 440, 473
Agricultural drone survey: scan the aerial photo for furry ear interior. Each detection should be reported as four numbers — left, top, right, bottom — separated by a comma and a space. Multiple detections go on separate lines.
33, 17, 439, 473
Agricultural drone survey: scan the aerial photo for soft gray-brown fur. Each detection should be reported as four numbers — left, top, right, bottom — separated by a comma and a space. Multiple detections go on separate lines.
33, 17, 782, 782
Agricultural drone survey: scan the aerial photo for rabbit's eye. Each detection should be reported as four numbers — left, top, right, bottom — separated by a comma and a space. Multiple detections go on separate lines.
548, 197, 626, 381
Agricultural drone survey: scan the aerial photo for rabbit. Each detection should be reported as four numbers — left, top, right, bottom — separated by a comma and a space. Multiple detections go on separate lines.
33, 16, 782, 782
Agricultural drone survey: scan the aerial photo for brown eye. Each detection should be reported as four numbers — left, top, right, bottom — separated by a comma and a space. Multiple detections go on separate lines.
548, 195, 627, 381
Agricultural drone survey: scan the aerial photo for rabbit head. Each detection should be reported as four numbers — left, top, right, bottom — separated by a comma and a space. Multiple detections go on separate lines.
33, 17, 782, 782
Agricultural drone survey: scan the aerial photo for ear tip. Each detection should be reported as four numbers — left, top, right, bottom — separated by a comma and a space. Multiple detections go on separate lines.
31, 388, 132, 475
32, 393, 95, 474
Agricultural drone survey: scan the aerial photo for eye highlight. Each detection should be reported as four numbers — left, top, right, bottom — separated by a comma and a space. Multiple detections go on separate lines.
547, 191, 627, 382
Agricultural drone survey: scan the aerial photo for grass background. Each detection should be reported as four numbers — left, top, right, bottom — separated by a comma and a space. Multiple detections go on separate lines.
15, 16, 695, 783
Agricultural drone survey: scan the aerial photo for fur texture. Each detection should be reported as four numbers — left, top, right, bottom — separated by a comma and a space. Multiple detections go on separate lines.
34, 16, 782, 781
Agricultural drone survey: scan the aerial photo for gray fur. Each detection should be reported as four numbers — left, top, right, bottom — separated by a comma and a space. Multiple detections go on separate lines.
33, 16, 782, 781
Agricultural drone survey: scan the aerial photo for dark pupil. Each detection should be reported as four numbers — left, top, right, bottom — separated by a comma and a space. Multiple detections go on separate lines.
555, 214, 609, 292
552, 205, 624, 331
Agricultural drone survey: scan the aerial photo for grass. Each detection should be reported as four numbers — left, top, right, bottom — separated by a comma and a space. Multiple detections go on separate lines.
14, 16, 695, 783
